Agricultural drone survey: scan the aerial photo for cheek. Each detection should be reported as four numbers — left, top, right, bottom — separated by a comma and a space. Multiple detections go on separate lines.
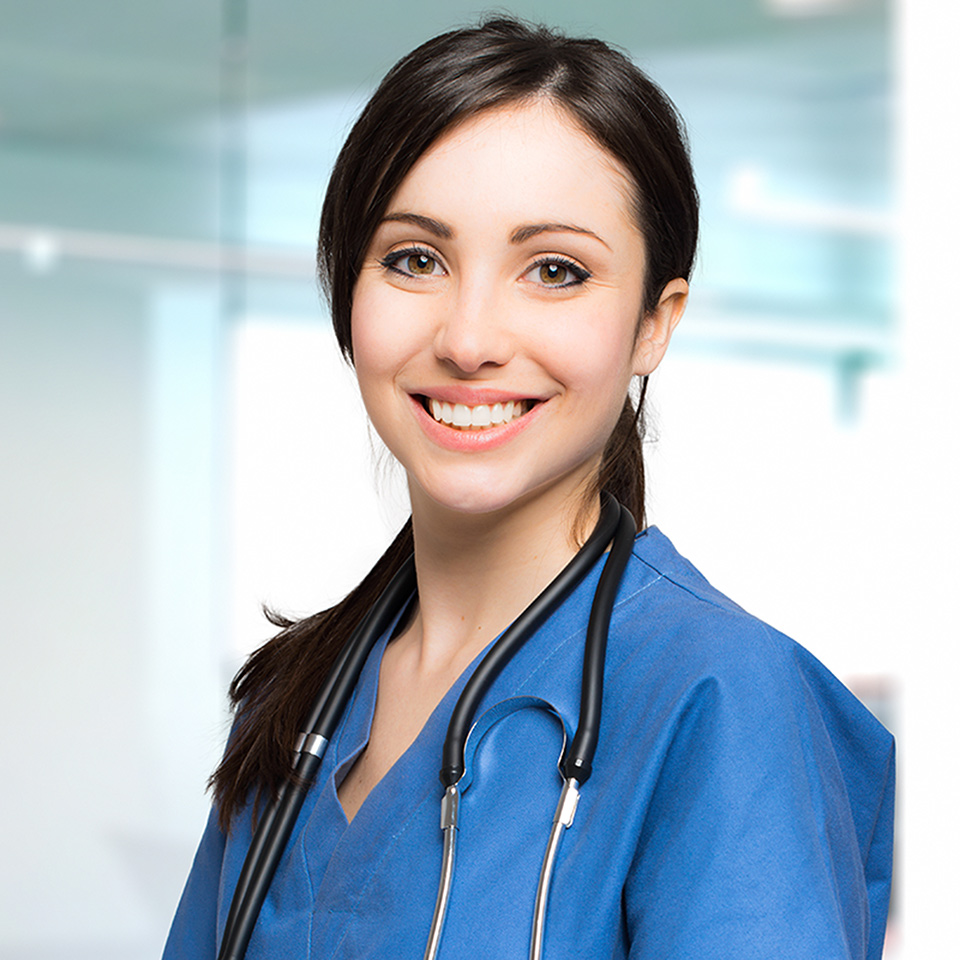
350, 279, 383, 361
350, 284, 398, 415
547, 310, 639, 402
350, 280, 414, 386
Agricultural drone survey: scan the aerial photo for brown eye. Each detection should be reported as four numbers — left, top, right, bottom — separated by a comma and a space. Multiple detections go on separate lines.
524, 257, 590, 289
539, 262, 568, 285
407, 253, 437, 275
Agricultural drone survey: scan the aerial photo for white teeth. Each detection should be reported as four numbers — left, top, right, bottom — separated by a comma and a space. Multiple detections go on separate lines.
426, 397, 529, 430
471, 404, 491, 427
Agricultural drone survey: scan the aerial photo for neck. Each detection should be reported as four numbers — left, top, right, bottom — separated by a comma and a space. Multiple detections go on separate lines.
402, 482, 601, 676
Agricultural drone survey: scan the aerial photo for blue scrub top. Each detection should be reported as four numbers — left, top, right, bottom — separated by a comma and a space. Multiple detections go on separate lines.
163, 528, 895, 960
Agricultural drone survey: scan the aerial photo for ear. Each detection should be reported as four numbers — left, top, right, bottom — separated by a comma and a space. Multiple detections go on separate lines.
632, 278, 689, 377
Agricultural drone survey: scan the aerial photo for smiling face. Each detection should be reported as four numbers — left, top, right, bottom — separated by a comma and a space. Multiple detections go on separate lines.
351, 100, 686, 523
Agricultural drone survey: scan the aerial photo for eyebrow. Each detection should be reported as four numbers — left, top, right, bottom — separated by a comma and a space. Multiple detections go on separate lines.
510, 222, 610, 249
379, 213, 610, 250
380, 212, 453, 238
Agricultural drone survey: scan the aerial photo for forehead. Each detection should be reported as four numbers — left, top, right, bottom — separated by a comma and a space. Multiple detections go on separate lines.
387, 101, 638, 233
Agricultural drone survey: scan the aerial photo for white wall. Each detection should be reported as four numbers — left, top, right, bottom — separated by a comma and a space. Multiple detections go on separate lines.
887, 0, 960, 953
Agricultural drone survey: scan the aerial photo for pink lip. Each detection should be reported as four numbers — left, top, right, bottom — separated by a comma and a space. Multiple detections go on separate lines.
408, 391, 546, 452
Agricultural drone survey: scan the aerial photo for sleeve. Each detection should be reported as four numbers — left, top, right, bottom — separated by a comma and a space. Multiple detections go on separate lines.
621, 626, 895, 960
162, 806, 227, 960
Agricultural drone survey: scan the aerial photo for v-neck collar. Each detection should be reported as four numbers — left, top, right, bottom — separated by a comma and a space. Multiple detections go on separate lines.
313, 543, 624, 838
327, 603, 498, 829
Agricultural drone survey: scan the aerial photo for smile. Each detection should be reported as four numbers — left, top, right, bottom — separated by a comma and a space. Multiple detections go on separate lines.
423, 397, 535, 431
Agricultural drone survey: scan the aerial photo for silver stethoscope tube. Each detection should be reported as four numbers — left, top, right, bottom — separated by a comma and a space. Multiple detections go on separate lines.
422, 785, 460, 960
422, 714, 581, 960
529, 777, 580, 960
218, 495, 636, 960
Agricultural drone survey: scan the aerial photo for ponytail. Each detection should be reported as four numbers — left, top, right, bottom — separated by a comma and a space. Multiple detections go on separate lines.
210, 520, 413, 829
580, 377, 648, 537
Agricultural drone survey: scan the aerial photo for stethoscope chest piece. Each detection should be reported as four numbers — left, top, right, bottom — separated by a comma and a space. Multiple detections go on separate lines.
425, 696, 572, 960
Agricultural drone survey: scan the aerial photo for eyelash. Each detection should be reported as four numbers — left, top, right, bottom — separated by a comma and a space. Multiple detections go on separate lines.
527, 256, 591, 288
378, 246, 592, 288
379, 245, 444, 277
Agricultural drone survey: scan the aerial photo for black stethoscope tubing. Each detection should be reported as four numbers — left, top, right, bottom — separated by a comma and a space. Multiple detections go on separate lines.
218, 494, 635, 960
219, 557, 418, 960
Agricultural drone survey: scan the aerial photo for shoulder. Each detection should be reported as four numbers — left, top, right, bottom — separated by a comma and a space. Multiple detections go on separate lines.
605, 527, 893, 761
610, 525, 797, 677
620, 525, 780, 641
616, 526, 842, 681
602, 530, 895, 960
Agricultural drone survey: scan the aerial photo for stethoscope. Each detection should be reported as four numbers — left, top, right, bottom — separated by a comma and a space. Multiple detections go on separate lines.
218, 494, 636, 960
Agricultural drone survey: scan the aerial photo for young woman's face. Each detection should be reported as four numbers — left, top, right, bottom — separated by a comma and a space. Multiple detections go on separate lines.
351, 101, 686, 520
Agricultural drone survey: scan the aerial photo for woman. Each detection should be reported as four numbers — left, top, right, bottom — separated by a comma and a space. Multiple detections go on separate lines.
164, 18, 894, 960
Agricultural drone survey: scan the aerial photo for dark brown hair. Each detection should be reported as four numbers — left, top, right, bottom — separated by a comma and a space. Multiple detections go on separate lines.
211, 16, 699, 827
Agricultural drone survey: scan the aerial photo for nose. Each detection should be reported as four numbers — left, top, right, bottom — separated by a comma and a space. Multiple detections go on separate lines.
432, 278, 514, 374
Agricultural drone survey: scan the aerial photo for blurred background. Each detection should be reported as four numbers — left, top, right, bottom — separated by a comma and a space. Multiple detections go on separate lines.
1, 0, 956, 957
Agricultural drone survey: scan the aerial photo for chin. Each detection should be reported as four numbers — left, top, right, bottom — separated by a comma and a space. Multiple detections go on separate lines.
419, 484, 522, 518
408, 461, 591, 523
405, 464, 522, 516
